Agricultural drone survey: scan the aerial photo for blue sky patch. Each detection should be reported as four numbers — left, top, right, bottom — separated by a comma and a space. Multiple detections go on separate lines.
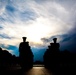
6, 5, 16, 13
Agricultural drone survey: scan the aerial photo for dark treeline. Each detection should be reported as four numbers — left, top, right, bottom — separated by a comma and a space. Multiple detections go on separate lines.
43, 38, 76, 75
0, 47, 19, 68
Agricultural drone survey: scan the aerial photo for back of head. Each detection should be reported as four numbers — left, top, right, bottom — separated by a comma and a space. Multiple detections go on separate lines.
53, 38, 57, 43
22, 37, 27, 42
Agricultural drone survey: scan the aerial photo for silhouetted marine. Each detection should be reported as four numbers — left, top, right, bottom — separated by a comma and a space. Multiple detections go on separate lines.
19, 37, 33, 69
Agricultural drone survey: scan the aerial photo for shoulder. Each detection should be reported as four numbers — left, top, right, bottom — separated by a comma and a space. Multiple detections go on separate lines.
19, 42, 24, 45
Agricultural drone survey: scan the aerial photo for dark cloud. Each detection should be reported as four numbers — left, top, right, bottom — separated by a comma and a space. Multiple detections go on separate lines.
0, 16, 6, 22
41, 38, 50, 43
60, 34, 75, 43
0, 2, 37, 23
6, 5, 16, 13
60, 27, 76, 52
41, 27, 76, 52
0, 25, 3, 29
0, 15, 15, 23
0, 34, 13, 39
60, 36, 76, 52
35, 0, 47, 4
55, 0, 76, 9
41, 35, 59, 43
0, 5, 16, 23
20, 10, 37, 21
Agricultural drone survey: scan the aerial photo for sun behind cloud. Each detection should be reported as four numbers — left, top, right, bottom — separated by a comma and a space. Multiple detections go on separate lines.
26, 17, 52, 43
0, 0, 76, 58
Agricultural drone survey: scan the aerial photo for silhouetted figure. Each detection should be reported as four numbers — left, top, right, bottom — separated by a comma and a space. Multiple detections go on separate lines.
50, 38, 60, 52
43, 38, 60, 69
19, 37, 33, 70
43, 38, 76, 75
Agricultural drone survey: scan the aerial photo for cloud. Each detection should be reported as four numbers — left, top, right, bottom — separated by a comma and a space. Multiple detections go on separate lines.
5, 5, 16, 13
0, 44, 19, 56
0, 25, 3, 29
41, 27, 76, 52
60, 27, 76, 51
0, 0, 76, 58
0, 33, 13, 39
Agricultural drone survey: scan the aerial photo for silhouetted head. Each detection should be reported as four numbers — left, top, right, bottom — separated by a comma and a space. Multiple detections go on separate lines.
53, 38, 57, 43
22, 37, 27, 42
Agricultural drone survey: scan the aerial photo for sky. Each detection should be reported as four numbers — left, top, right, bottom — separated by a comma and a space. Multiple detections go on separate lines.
0, 0, 76, 61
